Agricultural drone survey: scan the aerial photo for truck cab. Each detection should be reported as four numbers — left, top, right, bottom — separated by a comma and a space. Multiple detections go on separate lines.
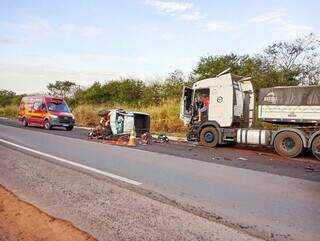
180, 69, 254, 143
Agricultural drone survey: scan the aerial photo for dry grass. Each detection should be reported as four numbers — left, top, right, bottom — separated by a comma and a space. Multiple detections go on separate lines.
0, 105, 18, 119
73, 100, 186, 135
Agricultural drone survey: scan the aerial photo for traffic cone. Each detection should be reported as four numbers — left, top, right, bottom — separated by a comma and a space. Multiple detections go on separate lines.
127, 128, 137, 147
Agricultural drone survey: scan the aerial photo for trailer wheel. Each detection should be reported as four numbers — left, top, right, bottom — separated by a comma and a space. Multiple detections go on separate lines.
311, 135, 320, 161
199, 126, 219, 147
274, 131, 303, 158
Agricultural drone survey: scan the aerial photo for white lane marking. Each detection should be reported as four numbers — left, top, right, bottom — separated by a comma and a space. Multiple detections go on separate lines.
0, 138, 142, 186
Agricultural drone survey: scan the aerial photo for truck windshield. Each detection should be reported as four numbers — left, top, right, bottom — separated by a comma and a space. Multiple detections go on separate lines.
47, 102, 70, 113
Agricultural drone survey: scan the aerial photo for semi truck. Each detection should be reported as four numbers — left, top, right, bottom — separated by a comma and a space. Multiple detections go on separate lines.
180, 69, 320, 160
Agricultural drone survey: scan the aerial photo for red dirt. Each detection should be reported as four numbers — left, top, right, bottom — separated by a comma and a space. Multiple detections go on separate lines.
0, 185, 96, 241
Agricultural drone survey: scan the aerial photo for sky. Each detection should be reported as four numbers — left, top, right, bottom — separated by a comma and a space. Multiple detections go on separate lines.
0, 0, 319, 94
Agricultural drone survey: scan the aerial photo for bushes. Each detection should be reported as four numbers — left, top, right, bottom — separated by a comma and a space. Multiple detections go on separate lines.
0, 105, 18, 119
72, 104, 100, 127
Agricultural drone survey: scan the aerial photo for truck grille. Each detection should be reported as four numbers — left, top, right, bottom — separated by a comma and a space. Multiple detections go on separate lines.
59, 116, 72, 123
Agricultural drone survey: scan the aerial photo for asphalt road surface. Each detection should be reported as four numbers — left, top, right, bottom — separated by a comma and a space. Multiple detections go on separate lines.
0, 118, 320, 241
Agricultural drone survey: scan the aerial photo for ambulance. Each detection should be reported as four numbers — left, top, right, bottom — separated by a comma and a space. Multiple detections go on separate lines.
18, 96, 75, 130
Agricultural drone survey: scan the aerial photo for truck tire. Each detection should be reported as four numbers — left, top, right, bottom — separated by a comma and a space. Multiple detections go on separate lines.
200, 126, 219, 147
311, 135, 320, 161
44, 120, 52, 130
274, 131, 303, 158
22, 118, 28, 127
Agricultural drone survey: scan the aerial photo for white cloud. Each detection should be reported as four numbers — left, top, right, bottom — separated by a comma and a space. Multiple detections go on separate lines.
80, 53, 148, 63
180, 10, 203, 21
60, 23, 105, 37
2, 18, 52, 34
59, 23, 77, 33
250, 10, 312, 37
3, 20, 105, 38
146, 0, 203, 22
146, 0, 193, 14
0, 37, 18, 44
249, 10, 286, 23
206, 21, 233, 31
81, 25, 105, 37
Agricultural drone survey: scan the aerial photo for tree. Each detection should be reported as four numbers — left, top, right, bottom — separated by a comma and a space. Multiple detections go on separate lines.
193, 54, 245, 80
264, 33, 320, 84
0, 90, 16, 107
47, 81, 77, 99
163, 69, 186, 99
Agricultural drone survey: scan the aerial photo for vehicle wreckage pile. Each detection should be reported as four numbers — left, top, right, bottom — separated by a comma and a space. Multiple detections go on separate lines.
88, 108, 169, 146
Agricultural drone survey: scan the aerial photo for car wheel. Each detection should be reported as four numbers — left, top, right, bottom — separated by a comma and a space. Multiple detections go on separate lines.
44, 120, 52, 130
199, 126, 219, 147
65, 126, 74, 131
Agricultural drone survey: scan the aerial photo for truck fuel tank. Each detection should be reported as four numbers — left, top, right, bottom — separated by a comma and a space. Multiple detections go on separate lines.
236, 129, 271, 145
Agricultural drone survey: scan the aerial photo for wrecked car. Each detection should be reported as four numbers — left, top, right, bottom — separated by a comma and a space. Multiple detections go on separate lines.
88, 108, 150, 139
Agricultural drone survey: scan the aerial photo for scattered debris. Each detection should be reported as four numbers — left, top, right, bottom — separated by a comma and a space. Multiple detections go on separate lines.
155, 134, 169, 143
141, 132, 152, 145
237, 157, 248, 161
238, 224, 251, 229
305, 166, 315, 172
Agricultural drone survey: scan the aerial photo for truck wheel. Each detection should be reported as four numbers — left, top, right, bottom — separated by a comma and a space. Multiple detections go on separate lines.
200, 126, 219, 147
274, 131, 303, 158
44, 120, 52, 130
22, 118, 28, 127
311, 135, 320, 161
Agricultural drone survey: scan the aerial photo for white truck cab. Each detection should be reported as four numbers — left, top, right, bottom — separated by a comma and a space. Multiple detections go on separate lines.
181, 69, 254, 128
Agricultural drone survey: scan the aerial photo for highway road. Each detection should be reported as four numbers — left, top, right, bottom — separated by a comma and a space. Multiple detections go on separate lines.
0, 119, 320, 241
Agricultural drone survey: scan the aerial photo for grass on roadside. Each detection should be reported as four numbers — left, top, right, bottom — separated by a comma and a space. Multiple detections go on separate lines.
73, 100, 186, 135
0, 105, 18, 119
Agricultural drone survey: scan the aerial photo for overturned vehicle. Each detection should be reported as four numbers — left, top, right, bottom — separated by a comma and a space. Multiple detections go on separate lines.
88, 108, 150, 139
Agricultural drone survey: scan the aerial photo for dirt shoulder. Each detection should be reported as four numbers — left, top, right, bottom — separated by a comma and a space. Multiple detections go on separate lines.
0, 184, 96, 241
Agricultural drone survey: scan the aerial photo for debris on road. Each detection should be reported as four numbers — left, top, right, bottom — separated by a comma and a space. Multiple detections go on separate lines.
305, 166, 315, 172
155, 134, 169, 143
237, 157, 248, 161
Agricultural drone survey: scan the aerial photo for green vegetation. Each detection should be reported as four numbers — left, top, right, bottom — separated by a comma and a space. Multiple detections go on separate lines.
0, 33, 319, 135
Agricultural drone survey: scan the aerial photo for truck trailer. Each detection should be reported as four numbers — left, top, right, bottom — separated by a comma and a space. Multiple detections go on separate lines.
180, 69, 320, 160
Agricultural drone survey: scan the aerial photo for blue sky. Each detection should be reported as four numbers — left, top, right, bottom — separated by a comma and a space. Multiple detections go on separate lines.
0, 0, 319, 93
